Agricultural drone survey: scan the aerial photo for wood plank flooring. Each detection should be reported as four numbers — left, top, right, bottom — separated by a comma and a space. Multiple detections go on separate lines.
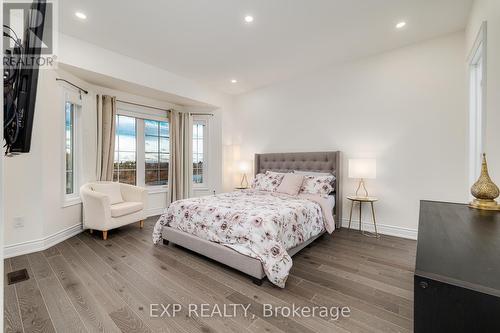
4, 216, 416, 333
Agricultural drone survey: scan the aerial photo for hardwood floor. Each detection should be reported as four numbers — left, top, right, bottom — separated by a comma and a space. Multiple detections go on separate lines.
4, 217, 416, 333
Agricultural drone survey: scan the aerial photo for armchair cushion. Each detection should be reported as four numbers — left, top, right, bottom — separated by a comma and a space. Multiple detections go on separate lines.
91, 182, 123, 205
81, 181, 148, 233
111, 201, 144, 217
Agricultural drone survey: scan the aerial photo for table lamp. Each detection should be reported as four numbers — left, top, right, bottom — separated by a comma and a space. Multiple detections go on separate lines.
237, 160, 251, 188
348, 159, 376, 197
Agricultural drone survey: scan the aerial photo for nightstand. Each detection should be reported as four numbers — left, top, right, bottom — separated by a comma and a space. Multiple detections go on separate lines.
347, 196, 379, 238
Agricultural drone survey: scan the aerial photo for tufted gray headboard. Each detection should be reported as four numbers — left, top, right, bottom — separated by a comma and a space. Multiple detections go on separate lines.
254, 151, 342, 228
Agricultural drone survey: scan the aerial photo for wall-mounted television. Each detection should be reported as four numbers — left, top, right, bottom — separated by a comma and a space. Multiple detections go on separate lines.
3, 0, 47, 154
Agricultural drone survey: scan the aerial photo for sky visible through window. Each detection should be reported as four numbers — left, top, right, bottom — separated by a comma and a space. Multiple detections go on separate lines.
193, 122, 204, 184
145, 119, 169, 186
65, 102, 74, 195
114, 115, 137, 185
116, 117, 136, 151
114, 115, 204, 186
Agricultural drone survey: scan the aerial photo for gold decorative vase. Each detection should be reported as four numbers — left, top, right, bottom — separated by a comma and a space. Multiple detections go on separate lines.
469, 154, 500, 211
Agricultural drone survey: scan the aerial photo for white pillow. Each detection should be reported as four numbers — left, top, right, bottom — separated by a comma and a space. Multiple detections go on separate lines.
91, 182, 123, 205
277, 174, 305, 196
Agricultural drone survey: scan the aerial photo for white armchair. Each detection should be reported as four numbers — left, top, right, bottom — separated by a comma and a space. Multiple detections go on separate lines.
80, 181, 148, 240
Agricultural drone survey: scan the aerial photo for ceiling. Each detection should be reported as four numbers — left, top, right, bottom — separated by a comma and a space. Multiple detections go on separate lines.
59, 0, 472, 95
58, 64, 212, 107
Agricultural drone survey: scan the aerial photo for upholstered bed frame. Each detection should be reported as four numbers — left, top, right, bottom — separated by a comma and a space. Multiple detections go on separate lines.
161, 151, 342, 285
254, 151, 342, 226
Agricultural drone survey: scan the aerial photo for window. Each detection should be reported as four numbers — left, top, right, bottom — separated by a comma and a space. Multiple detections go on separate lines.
192, 121, 205, 184
65, 102, 75, 195
145, 120, 169, 186
62, 89, 82, 207
468, 22, 487, 188
113, 105, 211, 193
114, 115, 137, 185
113, 106, 169, 190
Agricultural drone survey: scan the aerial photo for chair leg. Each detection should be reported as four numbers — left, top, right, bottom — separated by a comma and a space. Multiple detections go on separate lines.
89, 229, 93, 234
139, 220, 144, 229
102, 231, 108, 240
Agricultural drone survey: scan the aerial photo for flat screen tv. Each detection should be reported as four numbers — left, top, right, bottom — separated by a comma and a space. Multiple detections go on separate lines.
3, 0, 47, 154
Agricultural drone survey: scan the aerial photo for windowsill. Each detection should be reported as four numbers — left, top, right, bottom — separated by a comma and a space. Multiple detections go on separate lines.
147, 186, 168, 194
193, 185, 209, 191
63, 196, 82, 208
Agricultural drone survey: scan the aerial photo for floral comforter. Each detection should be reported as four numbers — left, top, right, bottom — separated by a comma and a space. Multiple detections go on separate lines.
152, 190, 333, 287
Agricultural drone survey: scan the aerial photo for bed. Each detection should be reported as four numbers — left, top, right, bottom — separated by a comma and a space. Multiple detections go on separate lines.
153, 151, 342, 287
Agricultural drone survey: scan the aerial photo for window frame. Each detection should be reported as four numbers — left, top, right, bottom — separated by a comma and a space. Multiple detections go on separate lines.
467, 21, 487, 190
192, 116, 210, 189
61, 89, 83, 207
144, 118, 169, 187
116, 103, 169, 193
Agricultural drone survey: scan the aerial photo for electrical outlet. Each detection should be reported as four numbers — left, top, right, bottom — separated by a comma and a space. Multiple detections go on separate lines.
13, 217, 24, 229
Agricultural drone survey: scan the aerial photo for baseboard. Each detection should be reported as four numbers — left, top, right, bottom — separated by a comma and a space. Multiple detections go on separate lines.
4, 224, 83, 259
147, 207, 165, 217
341, 218, 417, 240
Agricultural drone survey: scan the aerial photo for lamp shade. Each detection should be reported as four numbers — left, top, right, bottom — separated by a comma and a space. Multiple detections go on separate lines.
237, 160, 251, 173
348, 159, 376, 179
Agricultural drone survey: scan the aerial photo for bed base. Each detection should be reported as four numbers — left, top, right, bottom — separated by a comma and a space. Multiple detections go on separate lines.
164, 239, 264, 285
252, 277, 264, 286
161, 225, 325, 283
161, 151, 340, 285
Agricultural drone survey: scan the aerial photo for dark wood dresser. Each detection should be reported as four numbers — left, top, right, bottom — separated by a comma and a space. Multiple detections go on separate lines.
415, 201, 500, 332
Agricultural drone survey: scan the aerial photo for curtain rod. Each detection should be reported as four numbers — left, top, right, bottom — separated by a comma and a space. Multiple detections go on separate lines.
117, 99, 170, 112
55, 79, 213, 116
117, 99, 214, 116
56, 78, 89, 94
190, 112, 214, 116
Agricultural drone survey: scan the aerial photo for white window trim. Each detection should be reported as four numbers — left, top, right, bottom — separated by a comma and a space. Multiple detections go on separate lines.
116, 105, 169, 193
467, 21, 487, 190
114, 104, 213, 194
192, 116, 210, 190
61, 88, 83, 207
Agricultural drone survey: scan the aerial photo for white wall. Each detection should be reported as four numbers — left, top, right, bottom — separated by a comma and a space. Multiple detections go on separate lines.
5, 69, 53, 248
4, 35, 230, 256
3, 69, 170, 252
58, 34, 230, 109
466, 0, 500, 182
4, 69, 84, 254
225, 32, 469, 238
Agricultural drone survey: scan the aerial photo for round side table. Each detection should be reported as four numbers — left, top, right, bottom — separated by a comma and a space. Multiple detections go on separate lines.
347, 196, 380, 238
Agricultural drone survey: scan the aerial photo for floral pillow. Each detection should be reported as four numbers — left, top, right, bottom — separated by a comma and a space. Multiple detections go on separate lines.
300, 175, 335, 196
251, 172, 285, 192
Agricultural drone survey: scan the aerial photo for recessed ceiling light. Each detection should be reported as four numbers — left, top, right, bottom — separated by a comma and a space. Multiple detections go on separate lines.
396, 21, 406, 29
244, 15, 254, 23
75, 12, 87, 20
231, 79, 238, 83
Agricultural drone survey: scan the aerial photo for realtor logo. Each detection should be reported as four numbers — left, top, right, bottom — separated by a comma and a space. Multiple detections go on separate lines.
3, 0, 58, 68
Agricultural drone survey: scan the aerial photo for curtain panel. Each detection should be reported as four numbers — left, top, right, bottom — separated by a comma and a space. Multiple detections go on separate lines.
168, 110, 193, 203
96, 95, 117, 181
